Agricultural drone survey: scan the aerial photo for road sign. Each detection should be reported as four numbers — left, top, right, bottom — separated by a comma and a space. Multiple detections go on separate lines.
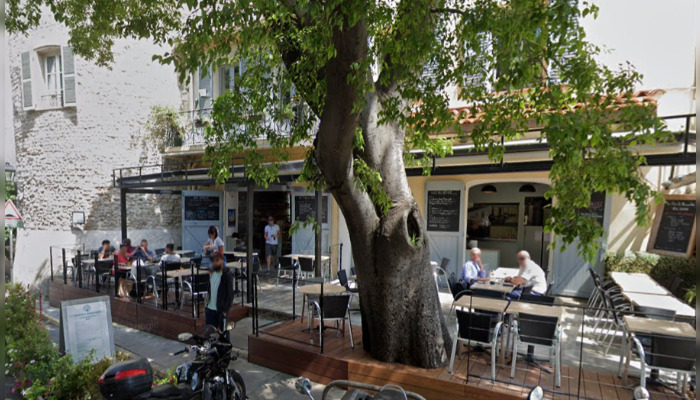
5, 199, 22, 221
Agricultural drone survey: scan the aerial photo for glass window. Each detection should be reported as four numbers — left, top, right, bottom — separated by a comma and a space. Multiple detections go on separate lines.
45, 54, 62, 94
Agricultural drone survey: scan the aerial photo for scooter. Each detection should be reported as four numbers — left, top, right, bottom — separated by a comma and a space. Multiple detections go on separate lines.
294, 377, 426, 400
98, 324, 246, 400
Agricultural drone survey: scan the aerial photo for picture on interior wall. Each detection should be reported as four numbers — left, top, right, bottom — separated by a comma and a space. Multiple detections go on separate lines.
228, 209, 236, 227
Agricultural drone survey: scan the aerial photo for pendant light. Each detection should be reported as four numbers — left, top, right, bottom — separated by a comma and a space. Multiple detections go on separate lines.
519, 184, 536, 193
481, 184, 497, 194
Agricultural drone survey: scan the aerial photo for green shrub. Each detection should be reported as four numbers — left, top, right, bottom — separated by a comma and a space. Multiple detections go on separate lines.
5, 284, 117, 399
604, 251, 696, 302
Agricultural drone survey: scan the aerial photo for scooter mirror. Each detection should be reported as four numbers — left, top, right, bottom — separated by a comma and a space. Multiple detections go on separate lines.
295, 377, 312, 396
178, 333, 193, 342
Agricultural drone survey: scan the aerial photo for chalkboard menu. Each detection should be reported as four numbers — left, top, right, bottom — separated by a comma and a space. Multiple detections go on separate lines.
294, 196, 329, 223
427, 190, 461, 232
648, 195, 696, 257
184, 195, 220, 221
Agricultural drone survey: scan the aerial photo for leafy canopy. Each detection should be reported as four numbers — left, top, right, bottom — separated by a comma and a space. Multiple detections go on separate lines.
8, 0, 672, 260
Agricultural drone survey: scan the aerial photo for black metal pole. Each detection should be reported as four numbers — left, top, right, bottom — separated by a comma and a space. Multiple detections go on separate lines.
77, 250, 83, 288
338, 243, 343, 275
95, 254, 100, 293
136, 258, 141, 303
320, 281, 324, 354
292, 268, 297, 320
246, 182, 254, 304
191, 261, 195, 318
314, 191, 322, 279
113, 255, 119, 298
50, 247, 54, 281
62, 248, 67, 285
120, 189, 127, 241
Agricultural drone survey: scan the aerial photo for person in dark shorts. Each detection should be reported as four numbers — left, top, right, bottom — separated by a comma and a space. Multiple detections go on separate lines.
263, 216, 280, 273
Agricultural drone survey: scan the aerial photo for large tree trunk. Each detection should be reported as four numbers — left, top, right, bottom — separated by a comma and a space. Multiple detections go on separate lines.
311, 15, 452, 369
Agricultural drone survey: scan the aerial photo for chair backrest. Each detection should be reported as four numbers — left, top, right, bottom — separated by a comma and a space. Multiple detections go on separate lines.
279, 256, 296, 269
433, 267, 449, 290
154, 248, 165, 257
471, 288, 506, 299
634, 306, 676, 321
668, 276, 683, 295
447, 273, 458, 297
318, 295, 350, 319
337, 269, 349, 286
191, 274, 210, 292
439, 257, 450, 270
350, 267, 356, 276
162, 261, 182, 271
519, 294, 555, 305
517, 313, 558, 347
650, 335, 695, 371
299, 257, 314, 272
455, 309, 496, 344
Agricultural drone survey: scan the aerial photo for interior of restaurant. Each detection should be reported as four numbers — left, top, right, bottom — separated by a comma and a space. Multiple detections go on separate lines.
467, 182, 552, 269
236, 190, 293, 258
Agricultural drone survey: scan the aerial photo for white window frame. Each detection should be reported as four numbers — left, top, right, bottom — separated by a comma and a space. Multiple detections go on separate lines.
44, 53, 63, 96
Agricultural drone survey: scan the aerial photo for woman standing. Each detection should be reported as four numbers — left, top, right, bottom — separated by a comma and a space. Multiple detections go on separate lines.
203, 226, 225, 267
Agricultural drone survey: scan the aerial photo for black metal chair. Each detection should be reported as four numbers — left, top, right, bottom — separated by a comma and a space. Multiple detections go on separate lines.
277, 256, 299, 285
298, 257, 315, 280
519, 294, 555, 305
630, 333, 695, 391
236, 255, 262, 304
311, 294, 354, 349
510, 313, 562, 387
95, 258, 115, 292
472, 288, 506, 299
181, 272, 209, 317
439, 257, 450, 271
350, 267, 356, 277
151, 261, 181, 308
449, 309, 503, 380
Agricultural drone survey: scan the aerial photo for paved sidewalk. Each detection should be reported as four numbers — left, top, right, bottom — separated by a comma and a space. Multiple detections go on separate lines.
42, 306, 345, 400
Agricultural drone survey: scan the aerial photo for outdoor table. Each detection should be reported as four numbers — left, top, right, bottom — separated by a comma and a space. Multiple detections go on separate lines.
621, 292, 695, 318
470, 281, 517, 294
173, 250, 194, 255
610, 272, 670, 295
166, 268, 210, 310
503, 301, 565, 366
224, 251, 259, 259
284, 254, 332, 281
452, 294, 510, 314
620, 315, 696, 379
489, 267, 520, 279
297, 283, 346, 324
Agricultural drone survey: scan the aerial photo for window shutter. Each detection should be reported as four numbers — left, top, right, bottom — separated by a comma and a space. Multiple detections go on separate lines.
198, 66, 213, 109
20, 51, 34, 110
61, 46, 77, 106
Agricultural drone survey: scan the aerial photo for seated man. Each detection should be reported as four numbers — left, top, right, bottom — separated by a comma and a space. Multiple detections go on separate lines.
131, 239, 154, 263
97, 240, 116, 260
159, 243, 181, 267
504, 250, 547, 299
123, 238, 137, 254
455, 247, 488, 293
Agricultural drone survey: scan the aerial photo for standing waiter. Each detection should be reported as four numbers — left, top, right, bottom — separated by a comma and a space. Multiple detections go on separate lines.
206, 252, 234, 336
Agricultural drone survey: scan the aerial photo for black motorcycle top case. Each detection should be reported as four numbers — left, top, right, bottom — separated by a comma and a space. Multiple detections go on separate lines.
99, 358, 154, 400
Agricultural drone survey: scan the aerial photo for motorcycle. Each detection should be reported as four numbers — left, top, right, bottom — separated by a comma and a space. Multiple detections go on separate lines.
98, 323, 246, 400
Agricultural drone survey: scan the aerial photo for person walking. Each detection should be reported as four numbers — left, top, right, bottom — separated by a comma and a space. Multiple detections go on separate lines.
263, 216, 280, 273
205, 252, 234, 335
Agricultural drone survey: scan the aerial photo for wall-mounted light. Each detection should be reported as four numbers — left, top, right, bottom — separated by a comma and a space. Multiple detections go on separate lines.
5, 162, 16, 183
519, 184, 536, 193
71, 211, 86, 225
481, 184, 497, 194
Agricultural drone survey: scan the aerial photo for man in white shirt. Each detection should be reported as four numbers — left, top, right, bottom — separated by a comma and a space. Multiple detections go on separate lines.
457, 247, 489, 292
263, 216, 280, 273
505, 250, 547, 297
159, 243, 181, 266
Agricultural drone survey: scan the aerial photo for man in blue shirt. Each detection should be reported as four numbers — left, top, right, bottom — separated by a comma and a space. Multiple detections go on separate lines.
131, 239, 154, 263
458, 247, 488, 291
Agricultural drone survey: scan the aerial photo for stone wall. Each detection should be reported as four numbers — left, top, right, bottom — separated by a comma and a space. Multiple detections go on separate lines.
9, 12, 184, 285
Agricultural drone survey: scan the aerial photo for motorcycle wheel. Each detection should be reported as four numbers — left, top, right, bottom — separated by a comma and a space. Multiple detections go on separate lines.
228, 370, 246, 400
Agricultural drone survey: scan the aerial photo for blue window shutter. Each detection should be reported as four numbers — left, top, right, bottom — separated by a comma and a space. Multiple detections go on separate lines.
61, 46, 77, 106
21, 51, 34, 110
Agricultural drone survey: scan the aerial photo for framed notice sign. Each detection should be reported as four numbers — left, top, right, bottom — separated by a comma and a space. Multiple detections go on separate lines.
59, 296, 115, 363
647, 195, 696, 258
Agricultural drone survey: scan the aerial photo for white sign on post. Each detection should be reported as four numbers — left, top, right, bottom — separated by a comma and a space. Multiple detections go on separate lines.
60, 296, 115, 363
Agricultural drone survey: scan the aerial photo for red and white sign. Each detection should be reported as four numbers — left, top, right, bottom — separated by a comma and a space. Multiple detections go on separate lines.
5, 199, 22, 220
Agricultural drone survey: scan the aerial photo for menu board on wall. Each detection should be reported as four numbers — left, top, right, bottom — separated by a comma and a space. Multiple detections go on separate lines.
579, 191, 606, 227
184, 195, 220, 221
294, 196, 329, 223
427, 190, 461, 232
648, 195, 696, 257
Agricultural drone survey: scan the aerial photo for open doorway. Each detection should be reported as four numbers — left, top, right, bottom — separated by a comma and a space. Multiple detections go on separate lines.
466, 182, 552, 271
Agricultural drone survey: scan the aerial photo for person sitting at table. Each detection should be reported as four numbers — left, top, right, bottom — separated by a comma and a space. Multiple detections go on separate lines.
159, 243, 181, 266
115, 243, 134, 297
455, 247, 489, 293
504, 250, 547, 299
132, 239, 154, 263
123, 238, 137, 254
206, 252, 234, 338
97, 240, 116, 260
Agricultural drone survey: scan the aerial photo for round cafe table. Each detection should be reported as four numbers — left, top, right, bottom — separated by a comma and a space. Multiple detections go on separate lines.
297, 284, 346, 325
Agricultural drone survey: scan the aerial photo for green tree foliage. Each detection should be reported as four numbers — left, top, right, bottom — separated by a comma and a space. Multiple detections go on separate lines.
7, 0, 671, 260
